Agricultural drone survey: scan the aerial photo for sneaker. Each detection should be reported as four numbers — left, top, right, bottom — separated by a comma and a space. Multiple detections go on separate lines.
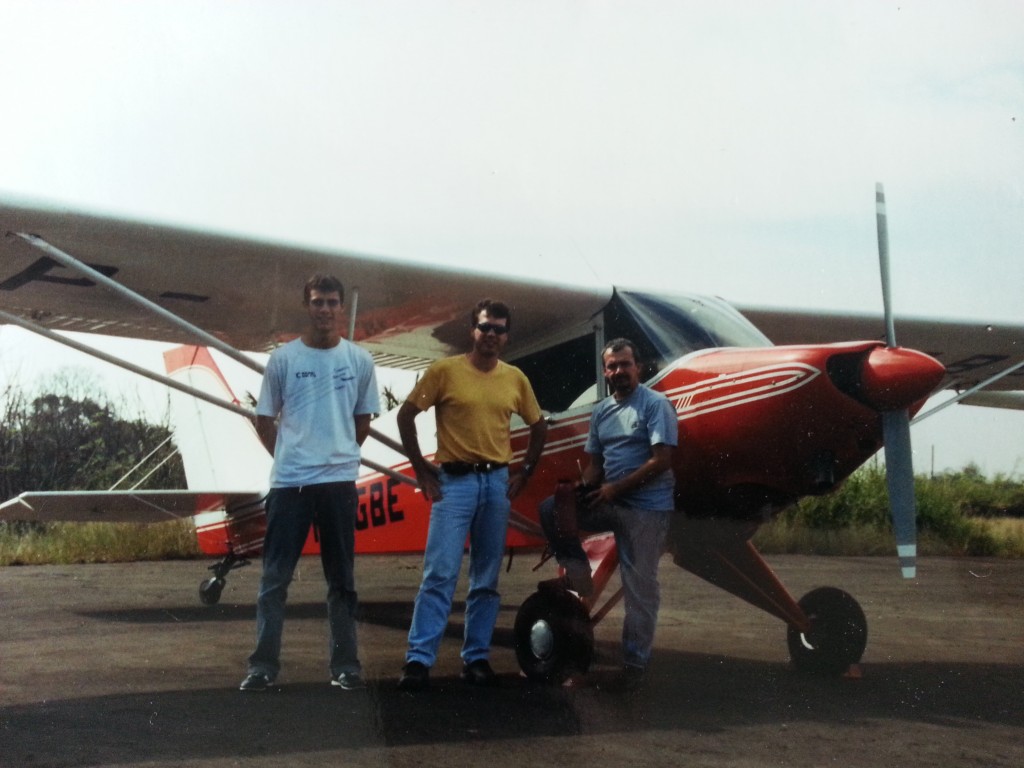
239, 672, 272, 692
460, 658, 498, 687
332, 671, 366, 690
397, 660, 430, 691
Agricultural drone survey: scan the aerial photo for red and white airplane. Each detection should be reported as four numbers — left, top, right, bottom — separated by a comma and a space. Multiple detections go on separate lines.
2, 187, 1022, 681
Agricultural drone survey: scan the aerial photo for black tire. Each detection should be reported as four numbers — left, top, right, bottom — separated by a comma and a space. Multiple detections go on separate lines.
514, 589, 594, 684
199, 576, 224, 606
787, 587, 868, 675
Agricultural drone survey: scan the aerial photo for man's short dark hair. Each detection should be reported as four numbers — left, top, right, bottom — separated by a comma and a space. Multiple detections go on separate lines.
470, 298, 511, 331
602, 337, 641, 363
304, 274, 344, 304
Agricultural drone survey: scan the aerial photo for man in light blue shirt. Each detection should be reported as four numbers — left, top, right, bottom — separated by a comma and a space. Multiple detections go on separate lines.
539, 337, 677, 688
240, 274, 380, 693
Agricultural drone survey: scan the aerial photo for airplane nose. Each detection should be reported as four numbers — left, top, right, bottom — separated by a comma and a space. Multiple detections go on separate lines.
859, 346, 945, 411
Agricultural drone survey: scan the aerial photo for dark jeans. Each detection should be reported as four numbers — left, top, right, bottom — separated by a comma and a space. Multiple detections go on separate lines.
248, 482, 360, 680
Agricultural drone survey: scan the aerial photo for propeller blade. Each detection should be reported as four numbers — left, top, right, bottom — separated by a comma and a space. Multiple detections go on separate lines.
882, 411, 918, 578
876, 183, 918, 578
876, 182, 897, 348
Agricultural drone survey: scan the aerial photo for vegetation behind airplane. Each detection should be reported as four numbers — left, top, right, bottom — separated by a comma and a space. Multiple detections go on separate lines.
2, 381, 1022, 566
2, 464, 1022, 566
0, 379, 186, 500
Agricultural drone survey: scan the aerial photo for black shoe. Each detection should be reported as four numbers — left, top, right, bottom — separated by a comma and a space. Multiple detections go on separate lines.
331, 671, 366, 690
239, 672, 273, 692
398, 660, 430, 691
460, 659, 498, 687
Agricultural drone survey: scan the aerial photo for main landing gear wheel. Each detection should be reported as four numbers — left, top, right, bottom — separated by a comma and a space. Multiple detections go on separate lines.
199, 576, 225, 606
514, 588, 594, 684
787, 587, 868, 675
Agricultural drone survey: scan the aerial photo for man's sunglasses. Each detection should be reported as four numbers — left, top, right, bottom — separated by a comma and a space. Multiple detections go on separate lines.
475, 322, 508, 335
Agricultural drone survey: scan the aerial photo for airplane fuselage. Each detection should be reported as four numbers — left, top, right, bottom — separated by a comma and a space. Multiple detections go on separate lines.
194, 339, 944, 557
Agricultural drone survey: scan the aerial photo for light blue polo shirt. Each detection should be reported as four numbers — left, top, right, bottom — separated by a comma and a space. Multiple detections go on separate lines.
585, 384, 677, 511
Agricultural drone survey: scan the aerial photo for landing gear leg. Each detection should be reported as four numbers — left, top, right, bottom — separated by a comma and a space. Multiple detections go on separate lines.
199, 553, 249, 606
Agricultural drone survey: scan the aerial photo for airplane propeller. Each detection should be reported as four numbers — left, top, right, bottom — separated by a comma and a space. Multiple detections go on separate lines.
875, 183, 918, 579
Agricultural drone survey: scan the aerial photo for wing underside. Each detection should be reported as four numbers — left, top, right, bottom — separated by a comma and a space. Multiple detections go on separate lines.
0, 200, 610, 367
3, 199, 1021, 405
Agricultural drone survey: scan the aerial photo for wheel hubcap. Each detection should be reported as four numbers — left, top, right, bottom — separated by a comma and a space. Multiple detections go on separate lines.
529, 620, 555, 660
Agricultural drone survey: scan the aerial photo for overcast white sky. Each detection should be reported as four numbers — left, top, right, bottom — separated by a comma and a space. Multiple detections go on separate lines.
1, 0, 1022, 476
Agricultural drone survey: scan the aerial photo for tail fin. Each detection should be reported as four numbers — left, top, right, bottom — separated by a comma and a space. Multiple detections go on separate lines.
163, 346, 271, 491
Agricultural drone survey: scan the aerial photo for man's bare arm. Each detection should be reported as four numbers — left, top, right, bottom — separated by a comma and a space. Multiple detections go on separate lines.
255, 414, 277, 456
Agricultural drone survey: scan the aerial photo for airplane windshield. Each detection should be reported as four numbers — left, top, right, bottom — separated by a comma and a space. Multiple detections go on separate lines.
610, 290, 771, 366
516, 289, 771, 411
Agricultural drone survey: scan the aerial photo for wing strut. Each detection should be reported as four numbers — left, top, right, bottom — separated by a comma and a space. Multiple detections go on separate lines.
911, 358, 1024, 424
8, 233, 416, 481
0, 307, 253, 417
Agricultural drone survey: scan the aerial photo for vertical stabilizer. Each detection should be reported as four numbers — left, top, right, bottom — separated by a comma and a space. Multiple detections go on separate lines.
163, 346, 271, 491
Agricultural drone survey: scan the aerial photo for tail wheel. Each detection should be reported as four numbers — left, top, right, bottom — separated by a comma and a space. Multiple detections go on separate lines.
787, 587, 868, 675
514, 589, 594, 684
199, 576, 225, 606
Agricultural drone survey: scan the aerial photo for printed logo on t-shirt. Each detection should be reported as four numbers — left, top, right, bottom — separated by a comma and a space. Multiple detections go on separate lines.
333, 367, 355, 389
295, 371, 317, 379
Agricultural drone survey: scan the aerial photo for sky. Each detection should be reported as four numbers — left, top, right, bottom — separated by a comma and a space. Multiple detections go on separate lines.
0, 0, 1022, 477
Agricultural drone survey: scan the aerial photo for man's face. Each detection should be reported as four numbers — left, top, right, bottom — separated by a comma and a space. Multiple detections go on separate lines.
603, 346, 640, 397
471, 310, 509, 358
305, 289, 342, 334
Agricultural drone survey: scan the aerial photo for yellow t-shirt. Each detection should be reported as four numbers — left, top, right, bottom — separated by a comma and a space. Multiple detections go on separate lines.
406, 355, 542, 464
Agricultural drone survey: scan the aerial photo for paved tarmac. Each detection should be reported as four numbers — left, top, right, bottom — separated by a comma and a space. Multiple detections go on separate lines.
1, 554, 1022, 767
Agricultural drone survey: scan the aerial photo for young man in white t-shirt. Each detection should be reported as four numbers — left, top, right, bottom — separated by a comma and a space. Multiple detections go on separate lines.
240, 274, 380, 692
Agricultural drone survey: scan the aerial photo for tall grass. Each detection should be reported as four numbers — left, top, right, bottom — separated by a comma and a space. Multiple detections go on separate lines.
0, 519, 200, 565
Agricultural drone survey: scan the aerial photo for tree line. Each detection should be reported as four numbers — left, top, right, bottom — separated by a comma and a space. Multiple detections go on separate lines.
1, 377, 186, 500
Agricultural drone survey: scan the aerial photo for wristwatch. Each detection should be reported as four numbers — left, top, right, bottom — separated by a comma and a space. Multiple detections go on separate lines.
521, 462, 535, 477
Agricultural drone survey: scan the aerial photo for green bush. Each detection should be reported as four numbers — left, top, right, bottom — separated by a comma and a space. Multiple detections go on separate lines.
773, 462, 1023, 557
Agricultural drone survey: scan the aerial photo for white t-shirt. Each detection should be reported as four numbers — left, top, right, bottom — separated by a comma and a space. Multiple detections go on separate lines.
256, 337, 380, 487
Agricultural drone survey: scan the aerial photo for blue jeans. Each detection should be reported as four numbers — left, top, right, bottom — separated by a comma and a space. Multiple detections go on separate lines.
406, 467, 510, 667
248, 482, 360, 680
539, 494, 671, 669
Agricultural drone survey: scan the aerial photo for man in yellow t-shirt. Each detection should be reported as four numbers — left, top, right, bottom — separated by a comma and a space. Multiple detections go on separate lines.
396, 298, 547, 690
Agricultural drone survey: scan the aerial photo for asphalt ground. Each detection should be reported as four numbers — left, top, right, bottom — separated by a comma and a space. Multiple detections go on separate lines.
1, 554, 1022, 768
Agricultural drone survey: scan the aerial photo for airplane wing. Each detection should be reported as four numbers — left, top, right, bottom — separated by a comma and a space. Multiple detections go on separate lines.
738, 305, 1024, 401
0, 199, 610, 369
0, 490, 264, 524
3, 198, 1021, 399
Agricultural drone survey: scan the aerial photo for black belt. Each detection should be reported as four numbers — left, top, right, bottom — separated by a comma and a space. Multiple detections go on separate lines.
441, 461, 509, 475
